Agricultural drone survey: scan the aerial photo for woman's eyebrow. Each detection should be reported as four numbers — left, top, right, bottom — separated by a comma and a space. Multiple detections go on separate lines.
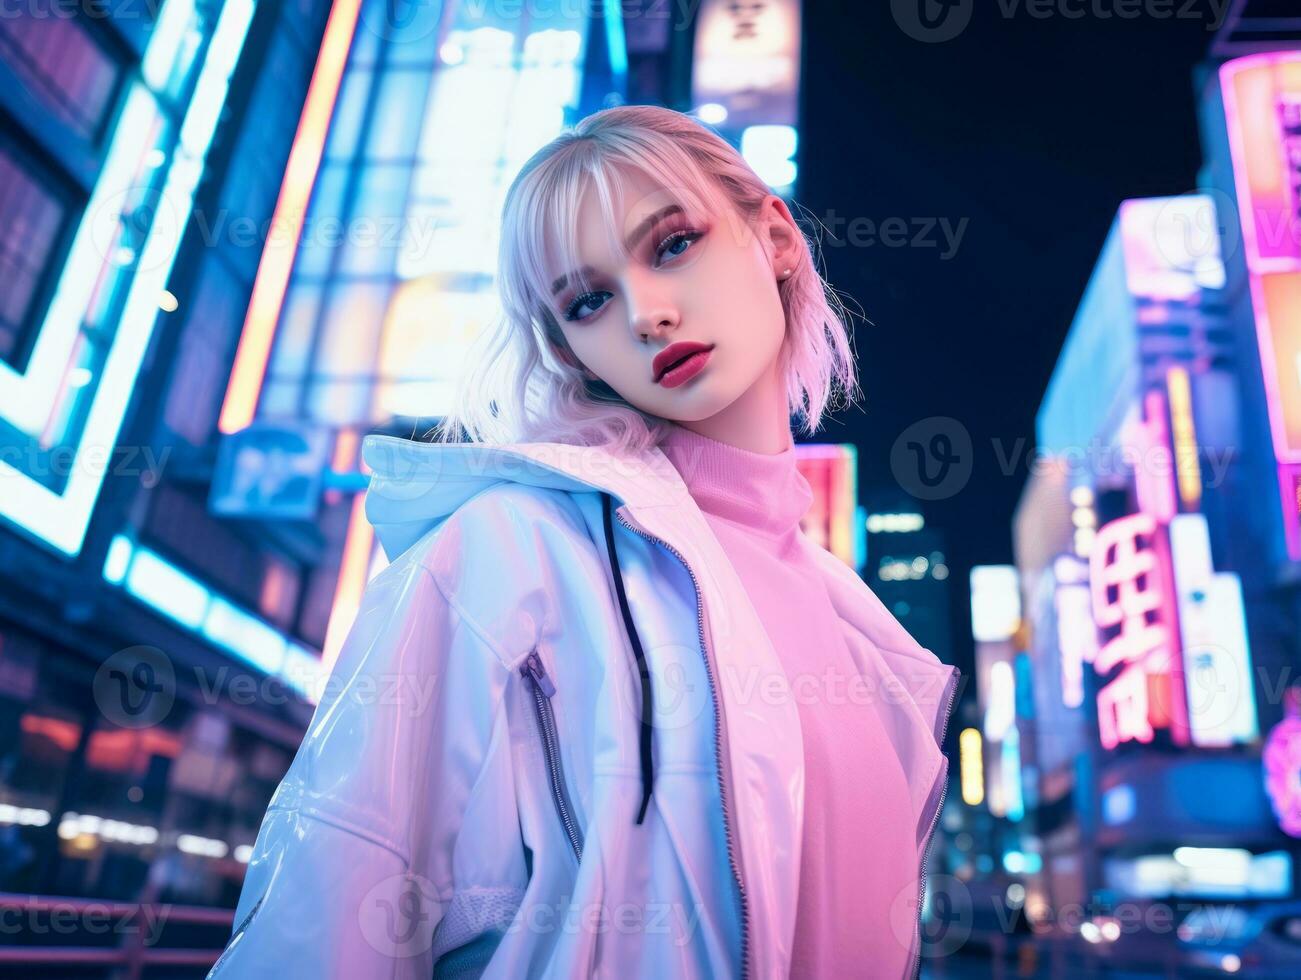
549, 204, 685, 296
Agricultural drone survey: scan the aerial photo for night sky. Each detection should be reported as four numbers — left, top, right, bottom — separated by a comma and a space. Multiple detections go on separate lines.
798, 1, 1218, 671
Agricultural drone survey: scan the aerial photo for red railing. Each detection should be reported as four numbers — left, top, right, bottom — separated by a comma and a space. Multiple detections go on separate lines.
0, 891, 233, 980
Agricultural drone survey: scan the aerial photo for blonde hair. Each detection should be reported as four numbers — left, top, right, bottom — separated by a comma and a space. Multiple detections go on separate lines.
431, 104, 859, 453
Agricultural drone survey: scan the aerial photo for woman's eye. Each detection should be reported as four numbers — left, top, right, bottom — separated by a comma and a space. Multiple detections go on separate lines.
564, 291, 611, 321
560, 231, 702, 322
656, 230, 703, 265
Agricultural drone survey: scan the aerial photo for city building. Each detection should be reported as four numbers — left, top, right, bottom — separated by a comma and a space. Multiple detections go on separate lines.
956, 30, 1301, 966
0, 3, 336, 960
858, 499, 954, 667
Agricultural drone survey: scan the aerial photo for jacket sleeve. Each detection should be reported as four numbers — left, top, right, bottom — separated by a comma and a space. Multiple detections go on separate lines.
207, 528, 523, 979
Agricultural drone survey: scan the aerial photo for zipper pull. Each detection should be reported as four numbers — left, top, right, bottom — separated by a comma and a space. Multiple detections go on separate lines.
521, 650, 556, 697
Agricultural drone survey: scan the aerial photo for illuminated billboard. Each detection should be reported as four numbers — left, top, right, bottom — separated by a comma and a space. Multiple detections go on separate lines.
1219, 52, 1301, 559
1089, 511, 1189, 751
220, 8, 596, 434
691, 0, 801, 191
0, 0, 257, 556
794, 443, 860, 569
1168, 514, 1259, 748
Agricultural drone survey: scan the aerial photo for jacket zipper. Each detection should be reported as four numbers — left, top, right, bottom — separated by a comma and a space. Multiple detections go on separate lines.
910, 669, 960, 980
520, 649, 584, 863
613, 510, 750, 980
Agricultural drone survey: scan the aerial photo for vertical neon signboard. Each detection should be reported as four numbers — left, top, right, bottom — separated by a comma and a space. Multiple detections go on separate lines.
959, 727, 985, 807
1219, 53, 1301, 560
0, 0, 258, 555
1053, 554, 1095, 710
795, 443, 859, 569
1264, 688, 1301, 839
1169, 513, 1259, 747
1089, 511, 1190, 750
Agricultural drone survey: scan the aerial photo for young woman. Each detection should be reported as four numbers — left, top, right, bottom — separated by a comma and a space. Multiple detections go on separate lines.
210, 105, 958, 980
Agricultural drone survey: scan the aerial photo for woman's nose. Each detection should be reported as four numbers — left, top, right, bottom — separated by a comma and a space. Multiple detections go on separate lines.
626, 276, 679, 342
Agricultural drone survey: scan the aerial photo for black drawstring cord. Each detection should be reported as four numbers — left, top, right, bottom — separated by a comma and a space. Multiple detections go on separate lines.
601, 491, 655, 824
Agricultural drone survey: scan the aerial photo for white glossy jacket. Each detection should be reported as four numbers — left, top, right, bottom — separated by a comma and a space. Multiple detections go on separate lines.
208, 434, 960, 980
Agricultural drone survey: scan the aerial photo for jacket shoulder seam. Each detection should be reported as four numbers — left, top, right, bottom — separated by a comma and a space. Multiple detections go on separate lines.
413, 484, 585, 671
266, 798, 424, 875
415, 561, 520, 672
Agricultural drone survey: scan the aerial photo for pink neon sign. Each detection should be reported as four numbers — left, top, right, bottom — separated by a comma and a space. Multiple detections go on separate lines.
1219, 53, 1301, 560
1264, 689, 1301, 839
1089, 512, 1190, 750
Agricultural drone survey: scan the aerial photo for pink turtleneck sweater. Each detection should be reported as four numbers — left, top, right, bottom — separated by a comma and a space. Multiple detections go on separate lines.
659, 422, 919, 979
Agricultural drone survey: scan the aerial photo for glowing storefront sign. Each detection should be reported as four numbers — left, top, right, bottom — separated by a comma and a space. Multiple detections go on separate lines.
691, 0, 801, 191
1169, 514, 1259, 747
692, 0, 801, 131
795, 443, 859, 568
1264, 689, 1301, 839
102, 535, 326, 700
1001, 727, 1024, 823
0, 0, 257, 555
1118, 195, 1227, 302
984, 660, 1016, 742
971, 565, 1021, 644
219, 0, 366, 433
1053, 553, 1096, 710
1219, 53, 1301, 559
1089, 512, 1190, 750
1129, 390, 1178, 525
959, 727, 984, 807
1166, 366, 1204, 510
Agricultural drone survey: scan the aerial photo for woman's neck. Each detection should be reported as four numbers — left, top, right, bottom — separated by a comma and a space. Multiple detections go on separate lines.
658, 421, 813, 538
672, 358, 793, 454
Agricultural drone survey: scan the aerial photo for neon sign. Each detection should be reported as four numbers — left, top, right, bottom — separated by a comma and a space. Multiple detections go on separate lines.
0, 0, 257, 556
1053, 554, 1095, 709
1166, 367, 1203, 510
1263, 689, 1301, 839
959, 727, 984, 807
1088, 512, 1190, 750
1169, 514, 1259, 747
795, 443, 859, 569
1219, 53, 1301, 560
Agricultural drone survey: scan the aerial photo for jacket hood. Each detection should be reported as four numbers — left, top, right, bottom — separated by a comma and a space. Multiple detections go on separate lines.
360, 434, 681, 563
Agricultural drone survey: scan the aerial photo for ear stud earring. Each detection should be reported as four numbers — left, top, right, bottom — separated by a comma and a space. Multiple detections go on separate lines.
780, 268, 792, 279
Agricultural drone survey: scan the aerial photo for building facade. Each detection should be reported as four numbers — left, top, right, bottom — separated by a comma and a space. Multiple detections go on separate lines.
955, 32, 1301, 968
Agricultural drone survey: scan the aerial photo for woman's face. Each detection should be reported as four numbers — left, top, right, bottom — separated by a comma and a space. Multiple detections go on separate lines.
547, 169, 803, 425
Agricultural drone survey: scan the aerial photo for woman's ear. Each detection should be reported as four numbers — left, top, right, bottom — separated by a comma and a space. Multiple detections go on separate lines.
762, 194, 803, 278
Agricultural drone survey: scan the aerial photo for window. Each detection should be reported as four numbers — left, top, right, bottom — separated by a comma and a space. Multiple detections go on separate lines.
0, 2, 123, 143
0, 138, 72, 368
164, 260, 246, 445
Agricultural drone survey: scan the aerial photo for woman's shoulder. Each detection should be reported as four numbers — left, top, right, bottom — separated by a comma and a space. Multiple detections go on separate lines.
437, 481, 589, 546
413, 481, 602, 598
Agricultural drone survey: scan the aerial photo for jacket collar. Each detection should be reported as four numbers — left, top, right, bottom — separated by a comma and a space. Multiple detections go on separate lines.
361, 434, 695, 561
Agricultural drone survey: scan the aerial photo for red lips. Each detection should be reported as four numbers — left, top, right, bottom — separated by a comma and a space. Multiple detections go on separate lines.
652, 341, 714, 383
